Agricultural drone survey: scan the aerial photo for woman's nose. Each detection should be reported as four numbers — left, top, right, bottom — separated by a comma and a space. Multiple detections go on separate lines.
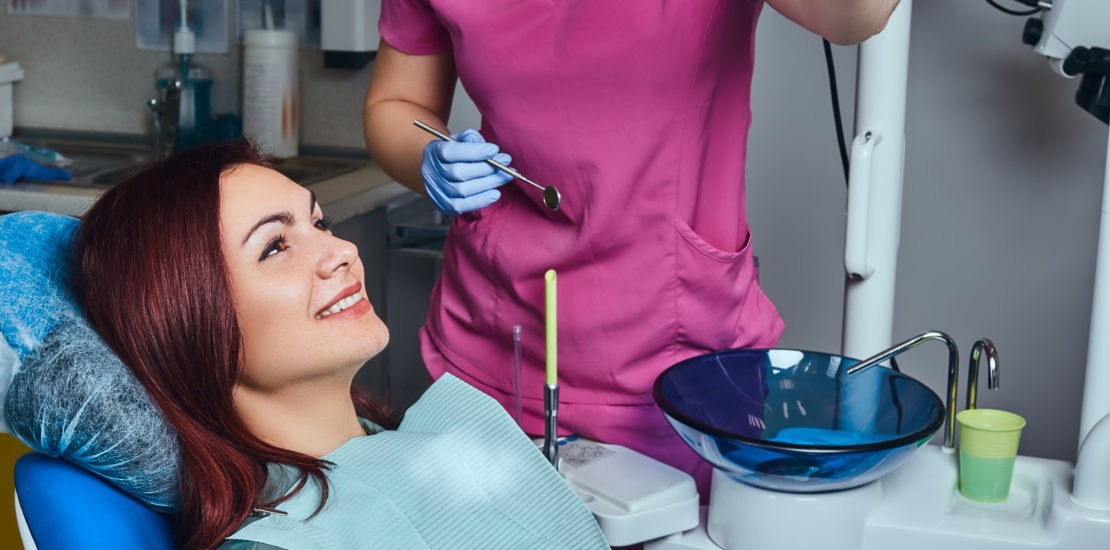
316, 233, 359, 277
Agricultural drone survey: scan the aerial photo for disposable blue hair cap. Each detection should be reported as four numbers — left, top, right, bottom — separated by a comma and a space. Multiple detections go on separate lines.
0, 211, 181, 512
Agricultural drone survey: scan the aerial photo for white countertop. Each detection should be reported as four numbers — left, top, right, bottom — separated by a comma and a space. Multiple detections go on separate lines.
0, 161, 414, 223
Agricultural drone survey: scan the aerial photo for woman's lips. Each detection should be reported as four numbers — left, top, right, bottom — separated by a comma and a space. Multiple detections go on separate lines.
316, 281, 365, 319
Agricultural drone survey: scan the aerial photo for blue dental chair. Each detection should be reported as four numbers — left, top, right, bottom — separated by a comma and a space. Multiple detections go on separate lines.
14, 452, 174, 549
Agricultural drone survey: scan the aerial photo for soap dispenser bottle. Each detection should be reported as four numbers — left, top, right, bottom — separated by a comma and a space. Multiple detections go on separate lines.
155, 0, 212, 153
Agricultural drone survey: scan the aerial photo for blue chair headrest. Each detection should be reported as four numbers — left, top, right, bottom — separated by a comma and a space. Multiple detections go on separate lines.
15, 452, 174, 549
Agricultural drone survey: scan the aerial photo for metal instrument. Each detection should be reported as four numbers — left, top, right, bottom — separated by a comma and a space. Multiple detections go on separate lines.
413, 120, 562, 211
845, 330, 960, 450
544, 383, 559, 469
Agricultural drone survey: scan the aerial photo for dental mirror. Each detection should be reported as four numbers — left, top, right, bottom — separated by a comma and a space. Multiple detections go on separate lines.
414, 120, 562, 211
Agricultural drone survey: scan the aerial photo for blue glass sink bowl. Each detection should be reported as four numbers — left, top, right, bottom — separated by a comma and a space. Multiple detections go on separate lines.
654, 348, 945, 493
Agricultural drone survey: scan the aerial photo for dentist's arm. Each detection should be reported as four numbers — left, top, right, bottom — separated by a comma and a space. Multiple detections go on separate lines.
363, 40, 455, 193
766, 0, 901, 45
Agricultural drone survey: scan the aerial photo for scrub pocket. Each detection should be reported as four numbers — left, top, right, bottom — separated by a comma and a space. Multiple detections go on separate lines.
673, 215, 780, 352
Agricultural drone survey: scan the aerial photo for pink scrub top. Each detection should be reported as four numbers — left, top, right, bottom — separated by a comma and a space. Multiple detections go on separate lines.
380, 0, 784, 488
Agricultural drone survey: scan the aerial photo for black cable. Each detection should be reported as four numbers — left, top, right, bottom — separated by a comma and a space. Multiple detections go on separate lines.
985, 0, 1042, 16
824, 3, 1042, 187
823, 39, 850, 186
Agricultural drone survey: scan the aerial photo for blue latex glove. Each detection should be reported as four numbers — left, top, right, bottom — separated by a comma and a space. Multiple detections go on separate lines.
421, 129, 513, 216
0, 154, 72, 185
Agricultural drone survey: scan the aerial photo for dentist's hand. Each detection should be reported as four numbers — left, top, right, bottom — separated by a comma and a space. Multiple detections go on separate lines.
421, 129, 513, 216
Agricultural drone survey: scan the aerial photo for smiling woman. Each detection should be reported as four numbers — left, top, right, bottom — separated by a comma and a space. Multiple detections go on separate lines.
217, 164, 390, 458
76, 140, 606, 550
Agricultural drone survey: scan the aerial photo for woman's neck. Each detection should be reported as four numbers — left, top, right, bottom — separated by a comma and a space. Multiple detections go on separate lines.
233, 376, 368, 457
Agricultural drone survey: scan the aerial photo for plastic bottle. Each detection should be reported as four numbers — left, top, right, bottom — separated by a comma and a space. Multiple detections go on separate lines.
155, 62, 212, 151
155, 0, 212, 152
242, 29, 298, 158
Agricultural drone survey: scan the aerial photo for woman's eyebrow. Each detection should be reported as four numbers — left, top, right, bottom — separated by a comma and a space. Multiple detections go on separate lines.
240, 190, 318, 246
242, 211, 293, 246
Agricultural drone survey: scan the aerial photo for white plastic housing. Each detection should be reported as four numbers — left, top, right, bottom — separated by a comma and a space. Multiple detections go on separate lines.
321, 0, 380, 53
1074, 412, 1110, 510
556, 438, 699, 547
1078, 114, 1110, 447
647, 446, 1110, 550
1032, 0, 1110, 75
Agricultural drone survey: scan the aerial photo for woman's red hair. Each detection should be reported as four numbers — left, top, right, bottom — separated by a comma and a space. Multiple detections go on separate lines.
76, 140, 394, 549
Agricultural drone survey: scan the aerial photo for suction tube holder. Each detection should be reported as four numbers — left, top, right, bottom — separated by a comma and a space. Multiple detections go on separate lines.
844, 131, 883, 280
1062, 46, 1110, 125
544, 384, 559, 468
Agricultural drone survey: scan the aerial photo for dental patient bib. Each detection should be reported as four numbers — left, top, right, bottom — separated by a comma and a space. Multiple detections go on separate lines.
226, 374, 607, 549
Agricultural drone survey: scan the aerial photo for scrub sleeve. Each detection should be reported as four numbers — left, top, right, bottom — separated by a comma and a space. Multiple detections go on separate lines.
380, 0, 784, 497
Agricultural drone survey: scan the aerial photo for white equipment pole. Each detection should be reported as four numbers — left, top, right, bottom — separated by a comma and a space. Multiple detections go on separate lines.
842, 0, 914, 359
1078, 121, 1110, 448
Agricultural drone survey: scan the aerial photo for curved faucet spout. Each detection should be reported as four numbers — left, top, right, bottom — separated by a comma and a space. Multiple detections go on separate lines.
845, 330, 960, 450
966, 338, 999, 410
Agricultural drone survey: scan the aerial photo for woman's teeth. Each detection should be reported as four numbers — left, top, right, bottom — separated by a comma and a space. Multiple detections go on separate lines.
317, 294, 361, 319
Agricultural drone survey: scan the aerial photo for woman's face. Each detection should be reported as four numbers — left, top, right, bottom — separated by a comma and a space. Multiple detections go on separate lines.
218, 164, 388, 391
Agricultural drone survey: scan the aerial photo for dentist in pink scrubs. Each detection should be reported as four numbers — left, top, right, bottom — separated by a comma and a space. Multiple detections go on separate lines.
364, 0, 900, 494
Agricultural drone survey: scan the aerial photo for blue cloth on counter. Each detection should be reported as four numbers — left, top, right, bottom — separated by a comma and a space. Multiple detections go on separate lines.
0, 154, 71, 185
228, 374, 608, 550
0, 211, 181, 513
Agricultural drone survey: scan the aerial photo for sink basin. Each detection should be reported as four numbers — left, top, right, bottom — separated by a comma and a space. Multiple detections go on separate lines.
24, 141, 152, 188
16, 139, 365, 188
654, 348, 945, 493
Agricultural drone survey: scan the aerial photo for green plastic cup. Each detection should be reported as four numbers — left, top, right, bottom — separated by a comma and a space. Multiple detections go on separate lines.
956, 408, 1026, 502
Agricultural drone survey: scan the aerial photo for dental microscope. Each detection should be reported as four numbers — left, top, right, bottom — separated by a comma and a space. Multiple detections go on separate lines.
1019, 0, 1109, 124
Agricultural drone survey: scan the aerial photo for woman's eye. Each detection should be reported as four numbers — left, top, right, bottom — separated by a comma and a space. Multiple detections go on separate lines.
260, 235, 289, 261
315, 215, 333, 232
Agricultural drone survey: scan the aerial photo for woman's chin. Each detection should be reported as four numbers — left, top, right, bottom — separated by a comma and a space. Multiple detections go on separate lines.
354, 332, 389, 366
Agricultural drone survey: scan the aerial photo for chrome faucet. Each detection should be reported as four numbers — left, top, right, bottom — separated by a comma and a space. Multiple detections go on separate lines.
845, 330, 960, 450
147, 78, 182, 159
965, 338, 999, 410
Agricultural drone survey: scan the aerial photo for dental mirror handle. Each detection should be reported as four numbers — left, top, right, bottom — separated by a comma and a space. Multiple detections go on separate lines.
413, 120, 561, 211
